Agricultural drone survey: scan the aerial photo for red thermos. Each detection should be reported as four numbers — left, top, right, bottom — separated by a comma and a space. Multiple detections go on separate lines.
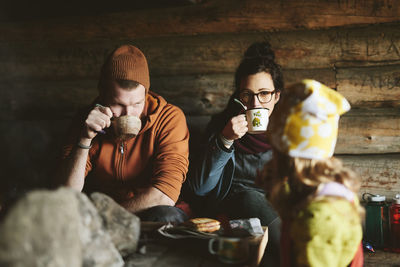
390, 194, 400, 252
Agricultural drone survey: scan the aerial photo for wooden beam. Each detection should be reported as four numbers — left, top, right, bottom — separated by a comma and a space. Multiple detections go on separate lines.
0, 69, 334, 120
186, 109, 400, 155
1, 24, 399, 80
186, 110, 400, 155
337, 64, 400, 108
154, 69, 335, 115
338, 154, 400, 199
0, 80, 98, 120
1, 80, 398, 155
1, 0, 399, 42
284, 68, 336, 89
336, 108, 400, 154
1, 0, 202, 22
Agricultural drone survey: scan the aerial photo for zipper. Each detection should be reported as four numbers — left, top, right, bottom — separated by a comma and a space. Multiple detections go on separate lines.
117, 141, 125, 180
120, 142, 125, 154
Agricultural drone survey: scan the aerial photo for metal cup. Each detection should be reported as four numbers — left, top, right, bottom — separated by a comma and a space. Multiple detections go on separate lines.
208, 237, 250, 264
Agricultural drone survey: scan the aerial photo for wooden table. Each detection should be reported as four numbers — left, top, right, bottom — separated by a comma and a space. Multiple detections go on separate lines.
124, 238, 232, 267
125, 222, 400, 267
124, 222, 268, 267
126, 243, 400, 267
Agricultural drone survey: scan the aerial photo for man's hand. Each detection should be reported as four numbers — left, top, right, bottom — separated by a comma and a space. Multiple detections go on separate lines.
82, 105, 113, 140
221, 114, 248, 142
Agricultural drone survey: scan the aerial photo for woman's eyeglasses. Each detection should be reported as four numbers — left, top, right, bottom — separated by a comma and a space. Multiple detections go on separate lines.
239, 90, 276, 104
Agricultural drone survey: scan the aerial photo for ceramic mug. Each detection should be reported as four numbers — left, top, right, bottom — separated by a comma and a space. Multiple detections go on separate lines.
208, 237, 250, 264
246, 108, 269, 134
112, 115, 141, 140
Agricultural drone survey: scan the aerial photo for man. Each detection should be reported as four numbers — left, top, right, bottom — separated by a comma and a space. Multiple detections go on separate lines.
59, 45, 189, 223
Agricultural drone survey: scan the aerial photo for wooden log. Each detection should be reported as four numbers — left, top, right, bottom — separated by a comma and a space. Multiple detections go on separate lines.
186, 110, 400, 155
337, 154, 400, 199
0, 80, 98, 120
187, 109, 400, 156
336, 108, 400, 154
153, 74, 234, 116
0, 69, 334, 120
284, 68, 336, 88
0, 23, 399, 80
153, 69, 335, 116
187, 110, 400, 156
1, 0, 201, 22
337, 63, 400, 108
1, 0, 399, 42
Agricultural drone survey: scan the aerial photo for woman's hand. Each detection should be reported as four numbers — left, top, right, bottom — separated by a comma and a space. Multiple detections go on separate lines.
221, 114, 248, 141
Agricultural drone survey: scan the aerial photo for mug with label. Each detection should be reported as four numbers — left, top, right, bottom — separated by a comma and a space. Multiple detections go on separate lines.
208, 237, 250, 264
246, 108, 269, 134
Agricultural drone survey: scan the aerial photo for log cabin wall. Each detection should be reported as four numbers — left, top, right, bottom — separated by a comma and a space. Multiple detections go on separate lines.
0, 0, 399, 202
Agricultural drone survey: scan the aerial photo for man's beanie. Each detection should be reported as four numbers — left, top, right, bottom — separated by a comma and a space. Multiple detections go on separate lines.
98, 45, 150, 91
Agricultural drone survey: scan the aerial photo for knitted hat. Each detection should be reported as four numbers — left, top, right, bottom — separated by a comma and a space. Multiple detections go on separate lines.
99, 45, 150, 91
268, 79, 350, 159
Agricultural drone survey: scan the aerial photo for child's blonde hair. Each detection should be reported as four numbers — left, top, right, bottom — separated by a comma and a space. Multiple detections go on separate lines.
261, 151, 362, 219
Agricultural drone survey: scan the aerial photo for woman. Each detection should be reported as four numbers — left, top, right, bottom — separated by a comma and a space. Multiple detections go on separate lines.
185, 41, 283, 266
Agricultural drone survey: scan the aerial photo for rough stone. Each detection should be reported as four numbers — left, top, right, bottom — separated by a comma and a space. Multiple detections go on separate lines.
74, 191, 124, 267
0, 188, 82, 267
90, 192, 140, 257
0, 188, 125, 267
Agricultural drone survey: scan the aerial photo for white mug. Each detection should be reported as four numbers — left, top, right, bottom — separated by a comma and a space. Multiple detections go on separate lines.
208, 237, 250, 264
246, 108, 269, 134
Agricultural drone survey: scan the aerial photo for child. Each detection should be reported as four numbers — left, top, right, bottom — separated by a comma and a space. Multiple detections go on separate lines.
262, 80, 363, 267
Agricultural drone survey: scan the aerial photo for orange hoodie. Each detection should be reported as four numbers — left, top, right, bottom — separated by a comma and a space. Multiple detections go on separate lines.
63, 91, 189, 203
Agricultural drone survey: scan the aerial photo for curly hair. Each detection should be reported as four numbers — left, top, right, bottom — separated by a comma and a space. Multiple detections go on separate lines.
260, 150, 363, 219
206, 41, 284, 137
234, 41, 284, 93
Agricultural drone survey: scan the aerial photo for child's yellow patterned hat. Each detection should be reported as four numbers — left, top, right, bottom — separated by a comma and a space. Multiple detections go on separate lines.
268, 79, 350, 159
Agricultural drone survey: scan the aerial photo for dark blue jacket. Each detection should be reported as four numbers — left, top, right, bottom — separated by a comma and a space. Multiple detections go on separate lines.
186, 133, 272, 207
